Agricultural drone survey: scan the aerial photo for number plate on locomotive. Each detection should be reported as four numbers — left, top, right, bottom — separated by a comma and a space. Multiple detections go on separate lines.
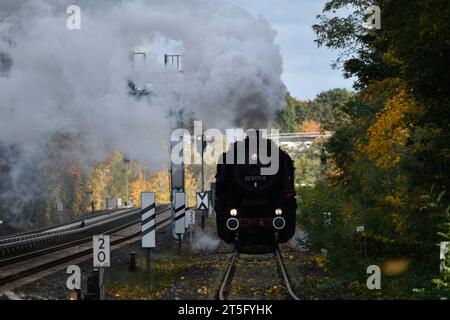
244, 176, 267, 182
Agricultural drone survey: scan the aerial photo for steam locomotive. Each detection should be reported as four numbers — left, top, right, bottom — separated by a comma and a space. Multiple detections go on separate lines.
214, 132, 297, 252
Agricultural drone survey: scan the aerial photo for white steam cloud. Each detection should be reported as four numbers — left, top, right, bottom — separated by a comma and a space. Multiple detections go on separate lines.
191, 230, 222, 252
0, 0, 285, 227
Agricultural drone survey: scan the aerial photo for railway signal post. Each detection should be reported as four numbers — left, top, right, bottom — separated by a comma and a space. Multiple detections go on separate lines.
174, 193, 186, 255
166, 53, 185, 240
197, 134, 208, 230
141, 192, 156, 272
93, 235, 110, 300
196, 192, 209, 230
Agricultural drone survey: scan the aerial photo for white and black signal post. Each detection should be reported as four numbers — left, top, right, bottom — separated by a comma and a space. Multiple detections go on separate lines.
166, 53, 185, 240
197, 192, 209, 230
93, 235, 110, 300
196, 192, 209, 211
174, 193, 186, 255
197, 134, 208, 230
141, 192, 156, 272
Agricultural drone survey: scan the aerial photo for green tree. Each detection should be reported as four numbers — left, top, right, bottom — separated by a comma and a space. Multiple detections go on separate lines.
297, 0, 450, 298
309, 88, 353, 131
276, 89, 354, 132
276, 93, 299, 133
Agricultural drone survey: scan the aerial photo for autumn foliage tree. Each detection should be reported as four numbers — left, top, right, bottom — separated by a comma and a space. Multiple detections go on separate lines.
298, 0, 450, 296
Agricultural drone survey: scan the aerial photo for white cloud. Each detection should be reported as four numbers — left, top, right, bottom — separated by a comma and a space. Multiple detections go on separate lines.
214, 0, 355, 99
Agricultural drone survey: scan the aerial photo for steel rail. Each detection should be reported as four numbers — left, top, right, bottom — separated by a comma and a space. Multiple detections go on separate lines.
0, 208, 140, 248
218, 250, 238, 300
0, 206, 171, 258
218, 247, 300, 300
0, 208, 161, 267
274, 247, 300, 300
0, 208, 173, 287
0, 207, 134, 244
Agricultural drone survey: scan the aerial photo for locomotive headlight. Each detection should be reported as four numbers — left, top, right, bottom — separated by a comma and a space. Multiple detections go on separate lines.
230, 209, 238, 216
275, 208, 283, 216
251, 153, 258, 161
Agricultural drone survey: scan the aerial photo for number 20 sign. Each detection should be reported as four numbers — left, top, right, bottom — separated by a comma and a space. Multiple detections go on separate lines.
93, 235, 110, 268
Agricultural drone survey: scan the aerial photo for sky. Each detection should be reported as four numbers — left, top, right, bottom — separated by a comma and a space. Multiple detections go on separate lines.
219, 0, 355, 100
0, 0, 354, 100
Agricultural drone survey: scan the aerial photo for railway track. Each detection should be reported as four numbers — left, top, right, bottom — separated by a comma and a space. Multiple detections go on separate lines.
218, 247, 300, 300
0, 207, 145, 258
0, 206, 172, 288
0, 207, 132, 244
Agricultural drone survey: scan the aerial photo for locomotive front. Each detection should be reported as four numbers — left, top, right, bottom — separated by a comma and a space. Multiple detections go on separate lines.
214, 134, 297, 251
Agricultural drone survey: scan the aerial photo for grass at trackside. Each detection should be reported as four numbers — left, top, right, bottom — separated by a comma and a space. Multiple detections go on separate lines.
291, 254, 436, 299
105, 254, 194, 300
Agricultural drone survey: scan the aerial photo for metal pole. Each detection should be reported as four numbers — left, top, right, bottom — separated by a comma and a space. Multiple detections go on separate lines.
201, 210, 205, 230
201, 134, 206, 230
146, 249, 151, 273
92, 268, 104, 300
129, 252, 137, 272
99, 268, 104, 300
201, 134, 205, 192
364, 236, 368, 259
178, 233, 182, 255
125, 162, 129, 207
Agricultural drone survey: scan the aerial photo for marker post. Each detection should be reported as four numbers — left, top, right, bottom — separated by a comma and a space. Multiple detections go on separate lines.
141, 193, 156, 273
147, 249, 151, 273
93, 235, 110, 300
174, 193, 186, 255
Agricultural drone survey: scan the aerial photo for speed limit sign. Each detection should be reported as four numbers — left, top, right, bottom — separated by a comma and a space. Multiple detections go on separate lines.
93, 235, 110, 267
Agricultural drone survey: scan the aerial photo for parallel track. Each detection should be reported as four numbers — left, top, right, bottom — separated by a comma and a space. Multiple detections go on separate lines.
0, 207, 133, 245
218, 246, 300, 300
0, 206, 172, 287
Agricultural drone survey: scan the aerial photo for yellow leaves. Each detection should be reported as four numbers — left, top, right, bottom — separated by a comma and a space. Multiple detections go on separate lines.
384, 195, 402, 208
44, 140, 199, 219
347, 280, 362, 290
196, 286, 209, 295
129, 170, 170, 206
360, 89, 418, 169
265, 285, 282, 296
130, 179, 152, 207
184, 170, 198, 207
314, 255, 327, 270
300, 120, 321, 133
382, 258, 411, 276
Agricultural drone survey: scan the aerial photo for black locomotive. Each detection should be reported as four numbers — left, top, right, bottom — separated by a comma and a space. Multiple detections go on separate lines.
214, 132, 297, 251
